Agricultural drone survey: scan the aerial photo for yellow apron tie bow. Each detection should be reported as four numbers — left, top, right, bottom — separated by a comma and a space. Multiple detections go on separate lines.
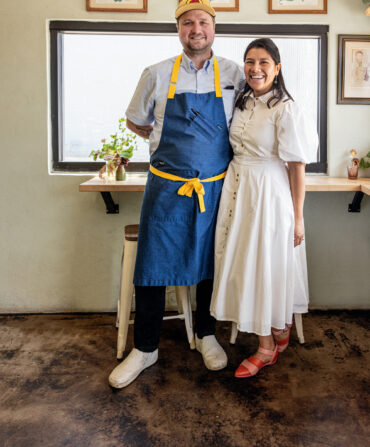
149, 165, 226, 213
177, 178, 206, 213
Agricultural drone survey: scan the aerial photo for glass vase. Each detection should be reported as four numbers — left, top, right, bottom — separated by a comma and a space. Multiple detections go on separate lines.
105, 160, 117, 182
347, 165, 359, 180
116, 164, 126, 181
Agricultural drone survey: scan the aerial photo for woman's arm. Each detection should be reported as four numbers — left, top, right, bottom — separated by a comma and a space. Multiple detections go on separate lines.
287, 162, 306, 247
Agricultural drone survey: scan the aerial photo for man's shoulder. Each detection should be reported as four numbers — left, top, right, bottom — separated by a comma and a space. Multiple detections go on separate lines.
216, 55, 242, 69
215, 55, 244, 77
215, 56, 245, 89
145, 56, 178, 74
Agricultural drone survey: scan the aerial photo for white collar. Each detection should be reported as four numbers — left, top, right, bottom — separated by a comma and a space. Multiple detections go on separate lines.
247, 89, 276, 104
181, 51, 214, 73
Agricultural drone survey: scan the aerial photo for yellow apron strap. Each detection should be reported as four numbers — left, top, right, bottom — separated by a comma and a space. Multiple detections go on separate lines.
168, 55, 222, 99
150, 165, 189, 182
202, 171, 226, 182
149, 165, 226, 213
168, 54, 183, 99
214, 57, 222, 98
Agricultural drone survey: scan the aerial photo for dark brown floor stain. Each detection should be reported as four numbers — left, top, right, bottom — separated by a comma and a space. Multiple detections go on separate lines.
0, 311, 369, 447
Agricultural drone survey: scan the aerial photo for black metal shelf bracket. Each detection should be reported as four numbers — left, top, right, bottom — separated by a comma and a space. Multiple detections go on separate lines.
100, 192, 119, 214
348, 191, 364, 213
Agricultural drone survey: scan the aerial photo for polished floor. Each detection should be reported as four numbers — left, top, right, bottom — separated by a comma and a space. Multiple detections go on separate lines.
0, 311, 369, 447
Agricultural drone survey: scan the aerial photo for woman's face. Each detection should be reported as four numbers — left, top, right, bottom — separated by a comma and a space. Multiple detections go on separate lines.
244, 47, 281, 97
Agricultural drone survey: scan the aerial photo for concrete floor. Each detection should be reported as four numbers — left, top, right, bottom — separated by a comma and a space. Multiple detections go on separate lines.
0, 311, 369, 447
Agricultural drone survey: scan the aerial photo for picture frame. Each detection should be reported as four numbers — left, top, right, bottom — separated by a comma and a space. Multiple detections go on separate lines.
178, 0, 239, 12
86, 0, 148, 13
268, 0, 327, 14
337, 35, 370, 105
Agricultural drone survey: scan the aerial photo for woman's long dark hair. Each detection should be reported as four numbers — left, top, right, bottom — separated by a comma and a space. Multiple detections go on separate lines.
236, 38, 294, 110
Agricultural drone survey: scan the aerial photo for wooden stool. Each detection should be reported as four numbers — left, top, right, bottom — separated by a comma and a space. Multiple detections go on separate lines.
230, 314, 305, 345
116, 224, 195, 359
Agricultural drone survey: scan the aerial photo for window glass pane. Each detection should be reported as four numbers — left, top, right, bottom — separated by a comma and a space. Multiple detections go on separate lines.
61, 33, 318, 163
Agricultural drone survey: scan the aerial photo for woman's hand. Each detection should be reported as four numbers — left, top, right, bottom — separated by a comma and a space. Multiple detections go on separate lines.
287, 162, 306, 247
294, 219, 305, 247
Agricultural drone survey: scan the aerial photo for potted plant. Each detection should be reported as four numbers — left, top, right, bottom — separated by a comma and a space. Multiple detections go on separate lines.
347, 149, 370, 179
360, 151, 370, 170
90, 118, 138, 181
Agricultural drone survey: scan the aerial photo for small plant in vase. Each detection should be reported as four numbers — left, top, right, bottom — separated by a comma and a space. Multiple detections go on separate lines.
359, 151, 370, 170
89, 118, 138, 181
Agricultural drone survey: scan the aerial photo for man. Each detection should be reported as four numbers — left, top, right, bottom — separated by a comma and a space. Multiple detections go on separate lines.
109, 0, 244, 389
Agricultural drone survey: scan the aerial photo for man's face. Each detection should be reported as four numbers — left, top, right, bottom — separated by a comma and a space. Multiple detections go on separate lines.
177, 10, 215, 56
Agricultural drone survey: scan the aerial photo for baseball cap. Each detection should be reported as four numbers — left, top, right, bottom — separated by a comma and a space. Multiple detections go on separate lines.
175, 0, 216, 19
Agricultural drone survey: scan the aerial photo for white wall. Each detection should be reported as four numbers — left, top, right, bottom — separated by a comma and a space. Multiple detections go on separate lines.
0, 0, 369, 312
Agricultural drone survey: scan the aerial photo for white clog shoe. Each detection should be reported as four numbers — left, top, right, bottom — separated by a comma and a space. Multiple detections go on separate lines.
108, 348, 158, 389
195, 335, 227, 371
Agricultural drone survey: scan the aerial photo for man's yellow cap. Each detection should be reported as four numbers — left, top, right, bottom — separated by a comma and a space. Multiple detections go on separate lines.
175, 0, 216, 19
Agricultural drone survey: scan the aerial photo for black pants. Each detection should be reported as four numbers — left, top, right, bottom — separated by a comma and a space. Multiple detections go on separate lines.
134, 279, 216, 352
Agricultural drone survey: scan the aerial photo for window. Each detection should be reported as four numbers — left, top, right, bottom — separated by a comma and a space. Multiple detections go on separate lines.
50, 22, 328, 173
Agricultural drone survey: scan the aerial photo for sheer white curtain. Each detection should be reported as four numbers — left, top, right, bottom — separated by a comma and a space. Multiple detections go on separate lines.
62, 33, 318, 163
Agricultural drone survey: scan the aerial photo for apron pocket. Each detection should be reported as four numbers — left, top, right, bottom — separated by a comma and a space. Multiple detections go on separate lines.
188, 112, 222, 140
142, 173, 196, 223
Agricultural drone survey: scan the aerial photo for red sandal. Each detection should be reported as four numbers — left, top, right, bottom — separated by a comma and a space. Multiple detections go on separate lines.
234, 345, 278, 378
272, 323, 293, 353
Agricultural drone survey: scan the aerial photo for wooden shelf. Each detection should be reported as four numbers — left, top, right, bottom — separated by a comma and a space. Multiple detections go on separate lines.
80, 175, 370, 214
79, 175, 146, 192
80, 175, 370, 193
305, 177, 370, 193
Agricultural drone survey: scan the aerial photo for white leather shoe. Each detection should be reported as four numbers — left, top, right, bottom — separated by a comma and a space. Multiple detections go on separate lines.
108, 348, 158, 389
195, 335, 227, 371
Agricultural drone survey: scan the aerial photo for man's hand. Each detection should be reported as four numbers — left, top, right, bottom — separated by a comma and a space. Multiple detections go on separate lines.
126, 118, 153, 139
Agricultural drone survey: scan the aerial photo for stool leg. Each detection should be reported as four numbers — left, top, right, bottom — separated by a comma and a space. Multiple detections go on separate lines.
230, 322, 238, 344
115, 299, 120, 328
294, 313, 305, 344
176, 286, 195, 350
175, 286, 184, 314
117, 239, 137, 359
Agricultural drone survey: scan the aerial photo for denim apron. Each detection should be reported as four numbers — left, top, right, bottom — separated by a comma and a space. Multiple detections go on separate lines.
134, 55, 232, 286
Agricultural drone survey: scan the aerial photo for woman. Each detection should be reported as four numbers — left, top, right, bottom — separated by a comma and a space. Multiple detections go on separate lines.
210, 38, 318, 378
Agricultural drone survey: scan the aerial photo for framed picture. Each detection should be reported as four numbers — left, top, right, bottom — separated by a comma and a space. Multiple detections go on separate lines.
337, 35, 370, 105
268, 0, 327, 14
210, 0, 239, 11
86, 0, 148, 13
178, 0, 239, 12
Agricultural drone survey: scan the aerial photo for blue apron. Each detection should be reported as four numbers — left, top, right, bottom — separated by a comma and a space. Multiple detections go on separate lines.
134, 55, 232, 286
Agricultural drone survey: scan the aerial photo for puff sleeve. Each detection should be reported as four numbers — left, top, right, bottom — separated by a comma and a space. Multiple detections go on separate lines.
276, 101, 319, 163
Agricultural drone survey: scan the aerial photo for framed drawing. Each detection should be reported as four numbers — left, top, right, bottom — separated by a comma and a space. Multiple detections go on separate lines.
268, 0, 327, 14
337, 35, 370, 105
86, 0, 148, 13
178, 0, 239, 12
210, 0, 239, 11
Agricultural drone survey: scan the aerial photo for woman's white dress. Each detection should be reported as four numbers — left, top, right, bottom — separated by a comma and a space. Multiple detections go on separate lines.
210, 91, 318, 336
